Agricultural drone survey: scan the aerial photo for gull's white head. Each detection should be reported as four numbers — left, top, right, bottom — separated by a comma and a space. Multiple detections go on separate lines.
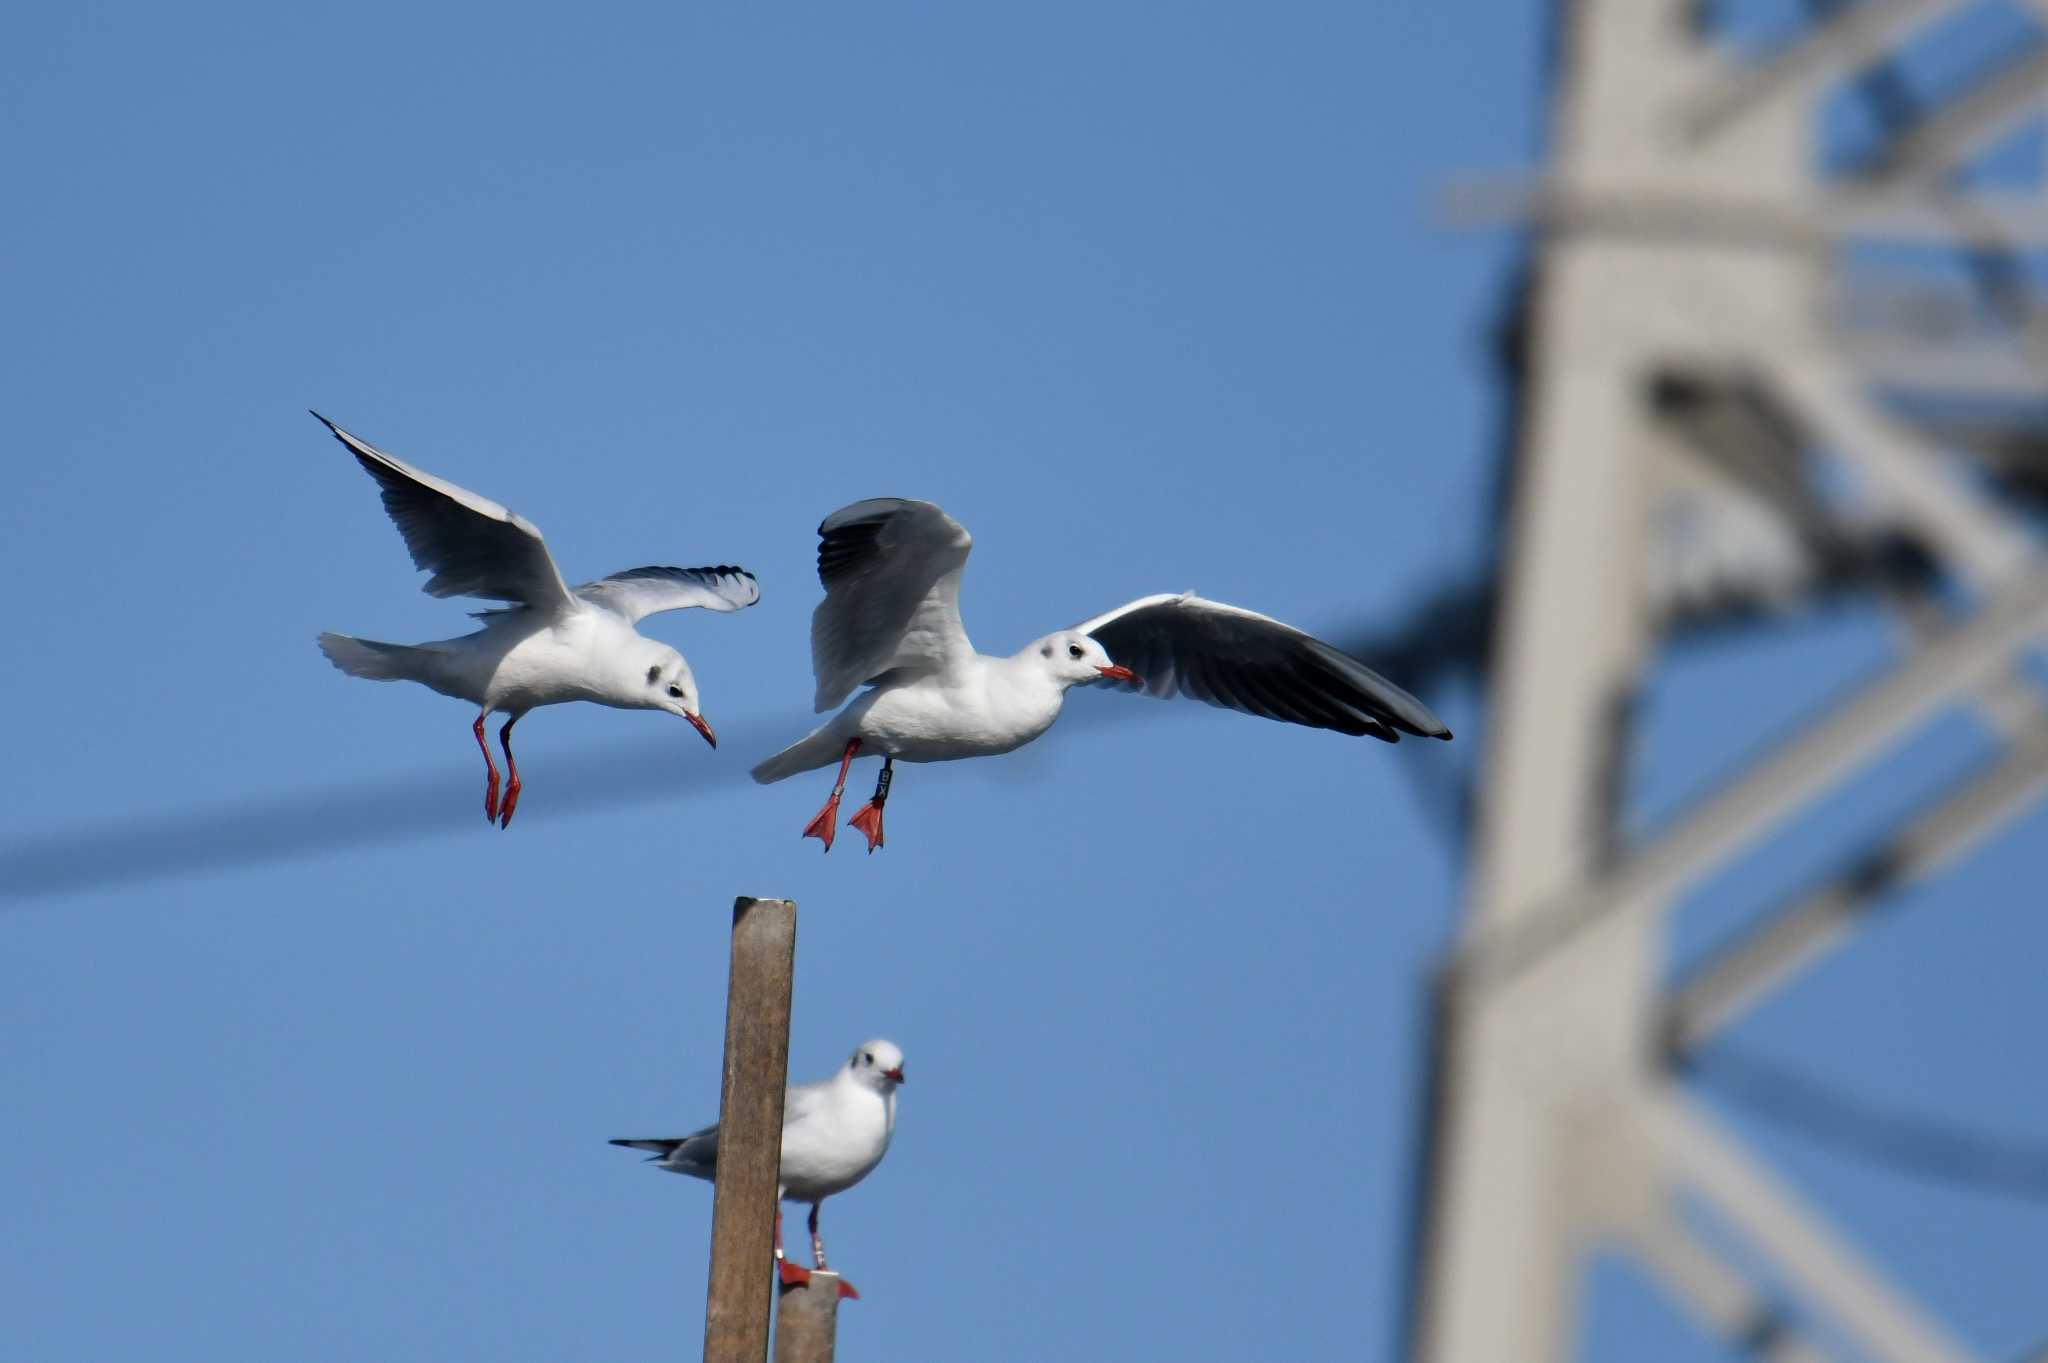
1029, 630, 1142, 690
846, 1039, 906, 1092
636, 644, 715, 747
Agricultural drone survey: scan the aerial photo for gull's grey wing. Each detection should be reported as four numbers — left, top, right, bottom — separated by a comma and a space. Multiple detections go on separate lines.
312, 412, 576, 613
809, 498, 974, 711
610, 1120, 719, 1179
576, 565, 761, 623
1075, 593, 1452, 743
608, 1078, 828, 1182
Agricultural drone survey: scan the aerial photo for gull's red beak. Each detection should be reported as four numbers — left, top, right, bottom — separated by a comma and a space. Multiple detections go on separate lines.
686, 712, 717, 748
1097, 664, 1141, 685
884, 1066, 905, 1084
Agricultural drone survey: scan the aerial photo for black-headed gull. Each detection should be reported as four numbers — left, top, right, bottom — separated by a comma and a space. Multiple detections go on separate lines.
751, 498, 1451, 851
612, 1039, 904, 1298
311, 413, 760, 827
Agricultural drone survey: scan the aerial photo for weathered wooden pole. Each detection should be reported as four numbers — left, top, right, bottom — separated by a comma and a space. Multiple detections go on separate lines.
702, 897, 798, 1363
772, 1272, 844, 1363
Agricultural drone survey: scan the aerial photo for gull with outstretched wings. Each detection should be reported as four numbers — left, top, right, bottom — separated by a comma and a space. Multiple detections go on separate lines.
311, 412, 759, 827
752, 498, 1450, 851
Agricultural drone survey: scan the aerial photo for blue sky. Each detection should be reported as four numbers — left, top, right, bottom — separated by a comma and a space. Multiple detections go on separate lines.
2, 4, 2041, 1360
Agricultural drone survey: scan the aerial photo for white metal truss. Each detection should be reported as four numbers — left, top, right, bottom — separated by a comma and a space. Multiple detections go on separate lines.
1407, 3, 2048, 1360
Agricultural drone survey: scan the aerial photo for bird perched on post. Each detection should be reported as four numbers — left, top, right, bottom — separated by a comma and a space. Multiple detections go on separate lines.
612, 1039, 905, 1299
750, 498, 1451, 852
310, 412, 759, 827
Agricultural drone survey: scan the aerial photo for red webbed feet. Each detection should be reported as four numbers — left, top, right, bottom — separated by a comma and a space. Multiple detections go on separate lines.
498, 774, 522, 828
846, 801, 884, 853
774, 1261, 859, 1300
802, 797, 841, 852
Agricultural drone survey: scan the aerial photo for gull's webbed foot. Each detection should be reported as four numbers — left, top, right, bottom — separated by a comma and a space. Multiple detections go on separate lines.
846, 801, 884, 853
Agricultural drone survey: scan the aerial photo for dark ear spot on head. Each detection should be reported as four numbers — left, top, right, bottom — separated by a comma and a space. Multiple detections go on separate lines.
646, 664, 662, 684
1040, 644, 1051, 658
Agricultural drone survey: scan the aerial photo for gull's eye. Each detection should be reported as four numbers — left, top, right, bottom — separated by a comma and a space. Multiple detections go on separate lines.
668, 685, 684, 699
862, 1051, 874, 1065
1067, 644, 1083, 659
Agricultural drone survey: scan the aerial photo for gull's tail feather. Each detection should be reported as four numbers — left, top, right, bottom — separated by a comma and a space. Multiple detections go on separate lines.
612, 1134, 717, 1179
751, 725, 846, 785
318, 632, 431, 683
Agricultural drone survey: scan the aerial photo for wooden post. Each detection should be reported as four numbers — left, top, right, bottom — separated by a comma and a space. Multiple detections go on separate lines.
703, 897, 798, 1363
772, 1273, 844, 1363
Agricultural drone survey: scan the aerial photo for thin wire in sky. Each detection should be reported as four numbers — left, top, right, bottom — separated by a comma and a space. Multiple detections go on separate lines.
3, 621, 1450, 906
1691, 1043, 2048, 1202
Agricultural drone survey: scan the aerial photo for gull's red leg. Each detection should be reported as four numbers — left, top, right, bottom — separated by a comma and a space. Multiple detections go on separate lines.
473, 712, 500, 824
846, 758, 892, 854
775, 1206, 811, 1287
801, 739, 861, 853
497, 714, 524, 829
808, 1202, 859, 1299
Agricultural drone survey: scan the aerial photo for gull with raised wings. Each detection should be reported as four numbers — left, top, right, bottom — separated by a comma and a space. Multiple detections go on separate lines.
751, 498, 1450, 851
311, 413, 759, 827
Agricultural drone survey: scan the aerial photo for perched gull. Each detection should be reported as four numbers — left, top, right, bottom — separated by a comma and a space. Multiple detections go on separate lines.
311, 412, 760, 827
752, 498, 1451, 851
612, 1039, 905, 1298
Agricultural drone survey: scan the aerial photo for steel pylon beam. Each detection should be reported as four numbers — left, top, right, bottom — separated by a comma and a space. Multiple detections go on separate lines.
1406, 3, 2047, 1360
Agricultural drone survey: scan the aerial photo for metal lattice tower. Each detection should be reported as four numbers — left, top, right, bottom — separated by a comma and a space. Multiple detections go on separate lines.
1406, 3, 2048, 1360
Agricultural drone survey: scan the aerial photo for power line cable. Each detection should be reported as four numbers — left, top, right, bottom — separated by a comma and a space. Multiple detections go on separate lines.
2, 706, 912, 904
1, 612, 1458, 906
1, 718, 769, 904
1689, 1042, 2048, 1202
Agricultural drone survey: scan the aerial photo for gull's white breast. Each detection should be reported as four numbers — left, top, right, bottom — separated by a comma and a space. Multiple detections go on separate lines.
851, 657, 1064, 762
476, 609, 631, 712
778, 1086, 895, 1203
